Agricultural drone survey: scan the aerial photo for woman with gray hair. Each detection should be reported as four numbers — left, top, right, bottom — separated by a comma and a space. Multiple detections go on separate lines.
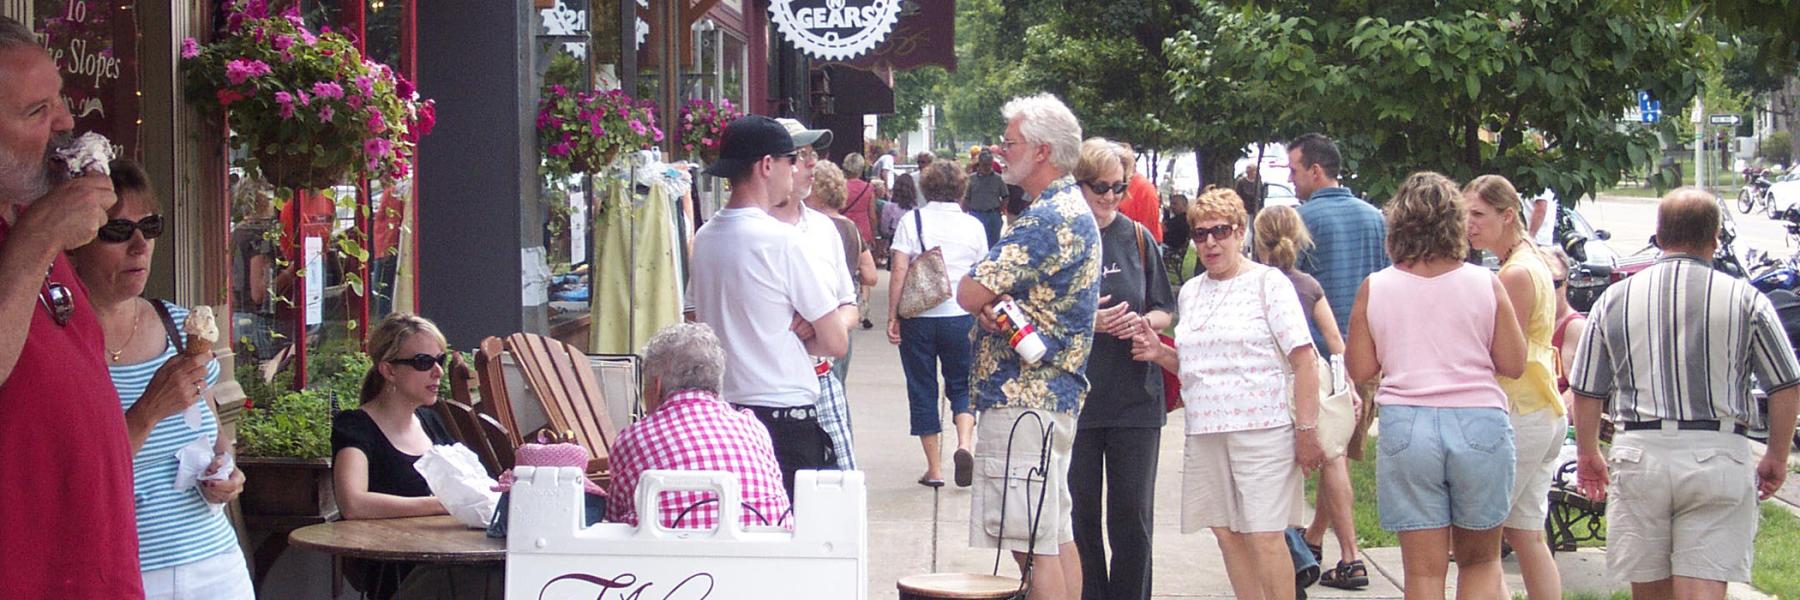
605, 323, 793, 530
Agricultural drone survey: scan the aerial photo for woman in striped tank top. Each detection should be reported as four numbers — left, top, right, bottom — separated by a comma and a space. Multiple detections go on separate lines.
71, 160, 252, 599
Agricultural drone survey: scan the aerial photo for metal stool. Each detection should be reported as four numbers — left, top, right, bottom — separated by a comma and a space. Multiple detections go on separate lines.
897, 573, 1024, 600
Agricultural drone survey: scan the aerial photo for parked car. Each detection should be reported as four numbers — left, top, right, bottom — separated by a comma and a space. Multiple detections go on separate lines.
1263, 181, 1299, 208
1769, 169, 1800, 214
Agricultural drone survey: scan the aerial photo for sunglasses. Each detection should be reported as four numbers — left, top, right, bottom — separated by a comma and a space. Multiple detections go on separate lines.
1079, 180, 1128, 196
770, 152, 798, 165
96, 215, 164, 243
1192, 224, 1238, 243
388, 353, 448, 372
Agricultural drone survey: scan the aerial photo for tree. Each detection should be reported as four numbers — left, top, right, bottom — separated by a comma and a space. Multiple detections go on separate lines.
879, 67, 945, 141
1166, 0, 1716, 203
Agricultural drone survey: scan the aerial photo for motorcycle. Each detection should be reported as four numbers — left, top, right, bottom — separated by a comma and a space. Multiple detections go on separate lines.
1738, 167, 1778, 217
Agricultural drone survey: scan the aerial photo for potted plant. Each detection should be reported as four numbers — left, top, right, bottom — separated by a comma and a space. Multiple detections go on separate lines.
181, 0, 436, 195
677, 98, 740, 164
537, 85, 661, 178
234, 345, 368, 518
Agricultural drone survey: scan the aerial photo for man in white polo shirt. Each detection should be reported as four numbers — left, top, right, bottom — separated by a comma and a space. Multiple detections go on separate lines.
689, 115, 848, 497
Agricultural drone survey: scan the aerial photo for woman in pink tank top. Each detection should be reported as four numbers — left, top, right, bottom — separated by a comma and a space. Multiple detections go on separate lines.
1346, 172, 1528, 599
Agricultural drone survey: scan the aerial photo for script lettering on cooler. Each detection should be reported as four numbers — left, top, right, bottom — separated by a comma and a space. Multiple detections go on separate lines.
537, 571, 716, 600
768, 0, 902, 61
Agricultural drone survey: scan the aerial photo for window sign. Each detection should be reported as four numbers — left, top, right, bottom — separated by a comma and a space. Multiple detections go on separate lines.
33, 0, 140, 158
769, 0, 901, 61
304, 236, 324, 326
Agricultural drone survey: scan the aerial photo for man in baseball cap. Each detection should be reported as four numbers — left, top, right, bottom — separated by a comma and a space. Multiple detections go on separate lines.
690, 114, 849, 497
776, 117, 833, 153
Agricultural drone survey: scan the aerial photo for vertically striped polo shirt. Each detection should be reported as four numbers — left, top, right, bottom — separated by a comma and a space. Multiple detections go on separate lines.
113, 301, 235, 571
1569, 255, 1800, 428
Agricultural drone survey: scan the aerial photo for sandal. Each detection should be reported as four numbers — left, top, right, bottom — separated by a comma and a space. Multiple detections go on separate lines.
917, 475, 945, 488
1319, 559, 1369, 590
953, 449, 974, 488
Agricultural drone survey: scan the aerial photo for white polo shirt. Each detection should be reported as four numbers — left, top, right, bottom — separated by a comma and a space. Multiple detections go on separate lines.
688, 207, 841, 408
796, 207, 859, 306
889, 202, 991, 317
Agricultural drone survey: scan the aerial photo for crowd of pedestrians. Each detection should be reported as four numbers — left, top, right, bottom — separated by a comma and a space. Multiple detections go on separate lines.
3, 12, 1794, 595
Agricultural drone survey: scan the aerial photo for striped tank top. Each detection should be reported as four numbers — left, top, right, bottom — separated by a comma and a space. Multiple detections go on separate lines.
112, 301, 237, 571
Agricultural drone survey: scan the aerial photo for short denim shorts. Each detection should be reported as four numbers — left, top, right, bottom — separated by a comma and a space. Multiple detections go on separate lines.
1375, 404, 1516, 532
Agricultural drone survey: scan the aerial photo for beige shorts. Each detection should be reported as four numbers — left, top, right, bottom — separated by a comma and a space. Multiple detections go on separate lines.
1505, 408, 1569, 530
1181, 426, 1306, 534
1606, 430, 1760, 583
970, 407, 1077, 555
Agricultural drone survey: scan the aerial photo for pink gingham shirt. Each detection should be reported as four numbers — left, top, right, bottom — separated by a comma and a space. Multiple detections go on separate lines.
605, 390, 792, 530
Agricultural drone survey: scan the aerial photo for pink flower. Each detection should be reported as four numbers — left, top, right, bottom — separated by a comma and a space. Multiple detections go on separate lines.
299, 29, 317, 45
345, 93, 364, 110
180, 38, 200, 59
318, 106, 335, 122
297, 90, 311, 106
354, 75, 375, 97
397, 77, 415, 99
651, 126, 664, 142
408, 102, 437, 141
364, 139, 393, 171
273, 35, 295, 52
311, 82, 344, 100
701, 137, 714, 148
274, 91, 295, 119
367, 113, 387, 134
628, 120, 648, 137
223, 59, 271, 85
548, 141, 572, 158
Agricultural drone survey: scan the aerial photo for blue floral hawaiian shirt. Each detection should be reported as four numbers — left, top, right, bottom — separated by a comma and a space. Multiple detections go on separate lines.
966, 176, 1102, 414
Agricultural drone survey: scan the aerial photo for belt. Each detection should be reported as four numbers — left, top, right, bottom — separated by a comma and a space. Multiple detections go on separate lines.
1619, 419, 1747, 435
734, 404, 819, 422
813, 357, 833, 376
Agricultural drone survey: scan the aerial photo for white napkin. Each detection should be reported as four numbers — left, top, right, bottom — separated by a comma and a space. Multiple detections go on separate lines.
413, 444, 501, 529
173, 437, 233, 514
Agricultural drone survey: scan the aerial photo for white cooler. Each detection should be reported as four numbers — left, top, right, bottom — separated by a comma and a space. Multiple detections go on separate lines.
505, 467, 868, 599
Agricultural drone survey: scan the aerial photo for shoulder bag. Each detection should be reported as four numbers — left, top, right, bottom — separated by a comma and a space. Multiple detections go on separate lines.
1131, 224, 1184, 414
896, 210, 952, 319
1256, 269, 1356, 460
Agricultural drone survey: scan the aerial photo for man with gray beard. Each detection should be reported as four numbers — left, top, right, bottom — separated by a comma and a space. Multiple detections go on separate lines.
0, 16, 168, 599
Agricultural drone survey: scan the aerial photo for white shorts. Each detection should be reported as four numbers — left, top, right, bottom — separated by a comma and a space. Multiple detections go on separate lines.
970, 407, 1077, 555
1181, 426, 1306, 534
1607, 430, 1760, 583
141, 548, 254, 600
1504, 408, 1569, 530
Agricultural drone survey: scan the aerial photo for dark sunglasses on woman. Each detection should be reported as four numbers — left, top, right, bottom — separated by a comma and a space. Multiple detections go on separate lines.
1191, 224, 1237, 243
96, 215, 164, 243
1079, 179, 1128, 196
389, 353, 449, 372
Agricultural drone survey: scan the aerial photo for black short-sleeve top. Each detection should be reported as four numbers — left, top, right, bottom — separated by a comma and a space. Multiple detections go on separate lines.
330, 407, 455, 498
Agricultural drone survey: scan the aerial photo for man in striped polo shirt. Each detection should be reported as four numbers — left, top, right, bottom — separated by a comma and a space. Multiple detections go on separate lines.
1570, 188, 1800, 600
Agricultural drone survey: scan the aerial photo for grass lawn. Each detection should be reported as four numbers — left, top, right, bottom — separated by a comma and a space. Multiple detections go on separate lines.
1601, 160, 1738, 199
1753, 501, 1800, 598
1305, 439, 1395, 548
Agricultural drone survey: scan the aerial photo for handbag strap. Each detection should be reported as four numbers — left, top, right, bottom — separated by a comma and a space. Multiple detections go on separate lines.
914, 208, 939, 252
150, 299, 186, 354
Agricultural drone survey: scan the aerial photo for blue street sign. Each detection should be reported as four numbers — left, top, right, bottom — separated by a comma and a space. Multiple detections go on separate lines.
1638, 91, 1661, 123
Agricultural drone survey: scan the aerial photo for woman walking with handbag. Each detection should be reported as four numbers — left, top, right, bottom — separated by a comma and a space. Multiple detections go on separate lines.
887, 161, 990, 487
1068, 139, 1175, 600
1255, 205, 1369, 590
1132, 186, 1324, 600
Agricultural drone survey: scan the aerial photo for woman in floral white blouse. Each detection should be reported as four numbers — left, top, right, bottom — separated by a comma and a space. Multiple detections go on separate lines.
1133, 186, 1323, 600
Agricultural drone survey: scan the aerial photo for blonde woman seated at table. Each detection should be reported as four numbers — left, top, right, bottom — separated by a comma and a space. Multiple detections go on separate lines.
332, 313, 497, 599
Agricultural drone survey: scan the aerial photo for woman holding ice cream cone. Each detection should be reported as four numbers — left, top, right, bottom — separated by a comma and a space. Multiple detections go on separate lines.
72, 158, 252, 598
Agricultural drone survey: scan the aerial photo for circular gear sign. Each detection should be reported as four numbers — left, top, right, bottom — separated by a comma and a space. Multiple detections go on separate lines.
769, 0, 903, 61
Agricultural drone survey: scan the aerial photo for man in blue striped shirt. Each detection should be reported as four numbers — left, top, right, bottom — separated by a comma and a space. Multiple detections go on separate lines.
1290, 133, 1388, 587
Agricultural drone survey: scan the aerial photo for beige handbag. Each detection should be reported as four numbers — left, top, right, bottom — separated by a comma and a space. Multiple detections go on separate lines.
1257, 270, 1356, 460
897, 210, 952, 319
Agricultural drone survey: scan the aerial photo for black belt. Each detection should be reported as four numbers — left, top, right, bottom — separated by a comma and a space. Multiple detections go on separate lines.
1619, 419, 1747, 435
733, 404, 818, 422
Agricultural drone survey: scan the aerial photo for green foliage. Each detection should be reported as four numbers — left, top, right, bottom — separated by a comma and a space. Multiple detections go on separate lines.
882, 67, 945, 140
1754, 502, 1800, 598
1764, 131, 1795, 166
1166, 0, 1713, 203
236, 341, 370, 459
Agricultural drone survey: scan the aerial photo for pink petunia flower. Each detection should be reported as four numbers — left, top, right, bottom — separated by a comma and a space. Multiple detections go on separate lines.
273, 35, 294, 52
318, 106, 335, 122
274, 91, 295, 119
311, 82, 344, 100
180, 38, 200, 59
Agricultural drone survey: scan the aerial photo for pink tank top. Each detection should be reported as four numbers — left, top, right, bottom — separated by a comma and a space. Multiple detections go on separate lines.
1366, 263, 1508, 411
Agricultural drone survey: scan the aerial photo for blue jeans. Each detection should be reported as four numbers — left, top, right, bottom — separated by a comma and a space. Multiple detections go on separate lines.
968, 209, 1002, 247
1375, 404, 1515, 532
899, 314, 975, 436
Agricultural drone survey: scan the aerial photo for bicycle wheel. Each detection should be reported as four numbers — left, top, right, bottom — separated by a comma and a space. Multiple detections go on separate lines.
1740, 188, 1756, 213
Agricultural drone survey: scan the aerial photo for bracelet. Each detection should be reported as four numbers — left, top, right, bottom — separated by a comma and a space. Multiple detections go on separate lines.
1293, 422, 1318, 432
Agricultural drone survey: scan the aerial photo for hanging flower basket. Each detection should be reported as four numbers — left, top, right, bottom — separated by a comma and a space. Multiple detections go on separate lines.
181, 0, 436, 194
679, 98, 740, 164
538, 86, 661, 179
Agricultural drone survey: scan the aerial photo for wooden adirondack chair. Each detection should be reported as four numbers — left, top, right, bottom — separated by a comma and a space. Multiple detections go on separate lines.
440, 353, 517, 476
473, 333, 619, 483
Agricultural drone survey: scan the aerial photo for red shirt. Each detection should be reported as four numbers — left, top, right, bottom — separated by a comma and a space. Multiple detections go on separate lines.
605, 390, 792, 530
1120, 174, 1163, 243
0, 218, 144, 599
841, 179, 876, 250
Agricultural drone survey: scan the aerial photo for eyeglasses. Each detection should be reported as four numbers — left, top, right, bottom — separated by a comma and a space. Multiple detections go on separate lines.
388, 353, 448, 372
1191, 224, 1238, 243
1079, 180, 1128, 196
999, 139, 1031, 151
96, 215, 164, 243
40, 278, 72, 326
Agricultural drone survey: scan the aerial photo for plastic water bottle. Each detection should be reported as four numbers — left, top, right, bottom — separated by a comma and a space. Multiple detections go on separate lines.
995, 299, 1048, 365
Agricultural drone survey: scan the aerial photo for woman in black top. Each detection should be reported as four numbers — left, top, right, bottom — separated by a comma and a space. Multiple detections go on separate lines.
330, 313, 456, 598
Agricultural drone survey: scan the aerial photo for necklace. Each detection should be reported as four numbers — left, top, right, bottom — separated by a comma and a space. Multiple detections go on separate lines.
107, 300, 143, 363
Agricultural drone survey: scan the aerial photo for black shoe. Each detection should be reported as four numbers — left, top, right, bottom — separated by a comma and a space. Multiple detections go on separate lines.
860, 318, 874, 330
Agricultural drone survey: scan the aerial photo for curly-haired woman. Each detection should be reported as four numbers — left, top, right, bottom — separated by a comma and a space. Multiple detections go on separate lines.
1346, 171, 1527, 599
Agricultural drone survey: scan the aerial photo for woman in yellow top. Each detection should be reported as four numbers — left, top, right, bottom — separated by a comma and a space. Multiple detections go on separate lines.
1464, 175, 1565, 600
